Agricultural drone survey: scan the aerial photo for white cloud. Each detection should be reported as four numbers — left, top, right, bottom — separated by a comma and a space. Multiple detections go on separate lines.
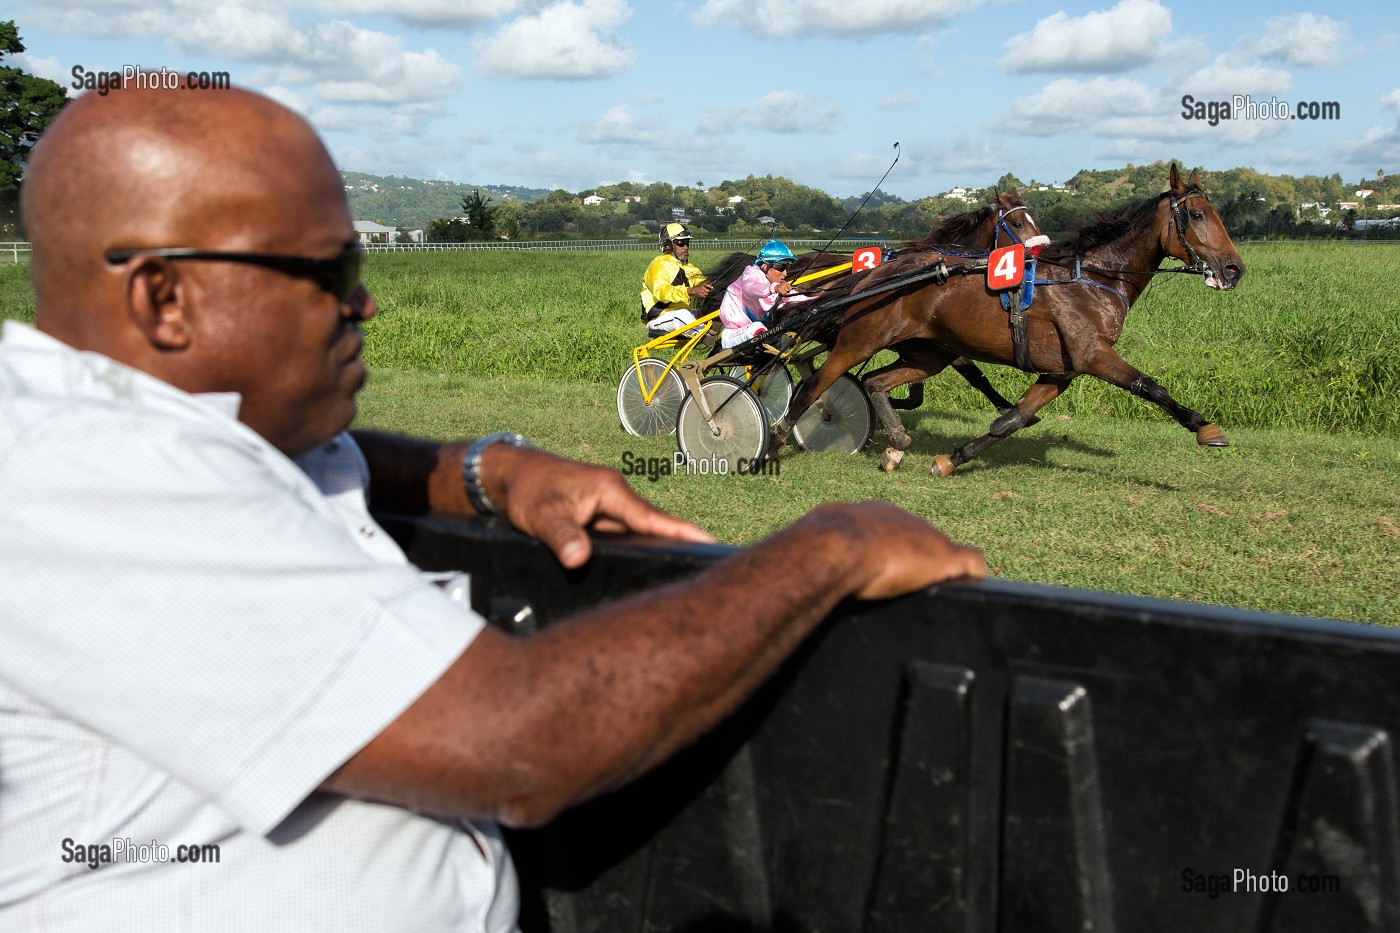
312, 0, 524, 27
10, 52, 69, 86
701, 89, 841, 135
1249, 13, 1348, 68
693, 0, 979, 38
1173, 60, 1292, 102
1335, 88, 1400, 167
904, 135, 1014, 176
879, 91, 919, 111
473, 0, 635, 80
579, 103, 652, 144
994, 76, 1158, 134
247, 24, 463, 102
831, 147, 904, 181
1000, 0, 1173, 73
992, 74, 1290, 154
23, 0, 466, 106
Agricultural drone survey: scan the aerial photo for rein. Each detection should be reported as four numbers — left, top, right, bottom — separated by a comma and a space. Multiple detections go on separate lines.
1030, 192, 1212, 308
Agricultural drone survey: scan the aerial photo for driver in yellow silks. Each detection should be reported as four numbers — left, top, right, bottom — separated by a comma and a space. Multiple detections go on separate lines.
640, 222, 712, 337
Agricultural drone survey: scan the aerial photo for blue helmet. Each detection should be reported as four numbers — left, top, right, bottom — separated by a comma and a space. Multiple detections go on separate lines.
756, 239, 795, 266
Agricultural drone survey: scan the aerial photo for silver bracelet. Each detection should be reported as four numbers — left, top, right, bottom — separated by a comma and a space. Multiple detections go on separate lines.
461, 432, 531, 516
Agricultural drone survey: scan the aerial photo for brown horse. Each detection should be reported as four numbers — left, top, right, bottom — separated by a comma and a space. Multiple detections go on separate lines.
706, 191, 1048, 413
767, 164, 1245, 474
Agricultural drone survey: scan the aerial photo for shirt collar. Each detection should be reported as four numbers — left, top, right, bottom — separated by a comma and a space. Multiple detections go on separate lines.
1, 320, 244, 420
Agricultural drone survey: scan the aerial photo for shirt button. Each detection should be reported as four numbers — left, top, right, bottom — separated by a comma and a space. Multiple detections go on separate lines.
359, 526, 375, 538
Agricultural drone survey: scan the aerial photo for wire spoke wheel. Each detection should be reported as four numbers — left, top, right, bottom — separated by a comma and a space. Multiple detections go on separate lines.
792, 373, 874, 454
727, 364, 794, 427
676, 375, 769, 474
617, 359, 684, 436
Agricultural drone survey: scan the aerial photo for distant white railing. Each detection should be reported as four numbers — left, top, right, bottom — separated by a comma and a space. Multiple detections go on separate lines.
362, 238, 886, 252
0, 242, 31, 263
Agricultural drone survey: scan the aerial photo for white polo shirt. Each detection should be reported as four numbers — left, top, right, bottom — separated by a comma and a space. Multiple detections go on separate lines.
0, 322, 518, 931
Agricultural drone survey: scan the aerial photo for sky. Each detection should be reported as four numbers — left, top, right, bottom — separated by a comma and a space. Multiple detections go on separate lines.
9, 0, 1400, 201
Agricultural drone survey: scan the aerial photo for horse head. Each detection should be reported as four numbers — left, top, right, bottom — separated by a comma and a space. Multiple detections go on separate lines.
1163, 163, 1245, 290
992, 190, 1050, 255
917, 190, 1050, 255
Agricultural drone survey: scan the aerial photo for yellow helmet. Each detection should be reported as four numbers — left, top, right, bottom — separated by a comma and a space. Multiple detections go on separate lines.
659, 222, 693, 251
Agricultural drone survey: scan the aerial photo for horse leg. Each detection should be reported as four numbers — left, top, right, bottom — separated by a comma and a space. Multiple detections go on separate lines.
934, 376, 1071, 476
861, 349, 955, 472
888, 382, 923, 411
950, 356, 1022, 414
1078, 346, 1229, 446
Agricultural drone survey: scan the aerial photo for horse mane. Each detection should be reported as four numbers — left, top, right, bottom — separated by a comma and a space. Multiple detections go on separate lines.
902, 192, 1030, 251
1040, 185, 1205, 261
909, 201, 1000, 250
697, 251, 753, 313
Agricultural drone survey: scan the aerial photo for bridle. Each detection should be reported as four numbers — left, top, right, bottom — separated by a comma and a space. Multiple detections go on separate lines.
995, 204, 1049, 253
1168, 191, 1210, 275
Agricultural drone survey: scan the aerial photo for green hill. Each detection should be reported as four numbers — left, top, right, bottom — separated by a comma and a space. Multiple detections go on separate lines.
343, 171, 548, 229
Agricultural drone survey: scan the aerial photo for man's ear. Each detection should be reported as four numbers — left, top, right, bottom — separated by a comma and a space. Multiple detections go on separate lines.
124, 257, 191, 350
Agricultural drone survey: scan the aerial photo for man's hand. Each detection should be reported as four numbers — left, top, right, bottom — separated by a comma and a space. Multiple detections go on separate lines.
483, 444, 714, 568
688, 283, 712, 298
786, 502, 986, 600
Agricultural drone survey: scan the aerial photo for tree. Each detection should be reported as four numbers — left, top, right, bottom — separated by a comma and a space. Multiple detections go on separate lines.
994, 172, 1025, 192
1, 21, 68, 232
426, 217, 469, 242
459, 188, 498, 241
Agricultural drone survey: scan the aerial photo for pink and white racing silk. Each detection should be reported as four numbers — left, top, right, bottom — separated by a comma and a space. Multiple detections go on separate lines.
718, 264, 811, 349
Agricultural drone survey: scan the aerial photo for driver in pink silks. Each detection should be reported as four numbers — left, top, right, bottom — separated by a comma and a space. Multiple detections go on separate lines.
718, 239, 814, 349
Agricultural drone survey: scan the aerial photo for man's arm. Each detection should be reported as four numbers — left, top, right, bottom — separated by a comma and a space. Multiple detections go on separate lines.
324, 501, 985, 828
350, 430, 713, 568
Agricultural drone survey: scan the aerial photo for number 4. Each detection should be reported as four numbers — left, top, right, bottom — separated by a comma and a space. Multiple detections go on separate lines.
987, 244, 1025, 290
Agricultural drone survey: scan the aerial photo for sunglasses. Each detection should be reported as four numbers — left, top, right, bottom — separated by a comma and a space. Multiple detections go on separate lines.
105, 241, 366, 303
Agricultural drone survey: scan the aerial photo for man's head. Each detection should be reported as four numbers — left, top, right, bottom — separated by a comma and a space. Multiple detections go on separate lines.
754, 238, 794, 281
22, 83, 373, 457
658, 222, 692, 261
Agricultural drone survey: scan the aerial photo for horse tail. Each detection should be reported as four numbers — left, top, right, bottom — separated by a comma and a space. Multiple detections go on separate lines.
698, 252, 753, 313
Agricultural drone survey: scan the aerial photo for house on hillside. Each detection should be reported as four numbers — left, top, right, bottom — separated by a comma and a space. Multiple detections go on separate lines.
353, 220, 396, 244
583, 195, 604, 206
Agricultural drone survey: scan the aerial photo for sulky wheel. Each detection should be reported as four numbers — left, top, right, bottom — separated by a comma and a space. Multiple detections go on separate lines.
727, 363, 794, 427
676, 375, 770, 474
617, 358, 685, 436
792, 373, 874, 454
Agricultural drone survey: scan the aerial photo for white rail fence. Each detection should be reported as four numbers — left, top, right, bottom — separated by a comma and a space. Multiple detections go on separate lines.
4, 236, 1394, 264
0, 239, 877, 262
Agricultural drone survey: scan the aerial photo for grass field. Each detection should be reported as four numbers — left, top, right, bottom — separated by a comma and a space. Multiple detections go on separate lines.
2, 243, 1396, 625
354, 242, 1400, 437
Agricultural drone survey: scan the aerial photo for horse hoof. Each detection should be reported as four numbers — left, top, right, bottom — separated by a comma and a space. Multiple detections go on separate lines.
932, 454, 956, 477
881, 448, 904, 472
1196, 424, 1229, 447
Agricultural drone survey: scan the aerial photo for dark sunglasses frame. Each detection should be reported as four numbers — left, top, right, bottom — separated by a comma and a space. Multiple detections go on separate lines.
105, 241, 366, 303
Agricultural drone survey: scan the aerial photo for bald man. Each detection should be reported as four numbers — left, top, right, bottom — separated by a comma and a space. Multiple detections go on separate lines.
0, 85, 985, 931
